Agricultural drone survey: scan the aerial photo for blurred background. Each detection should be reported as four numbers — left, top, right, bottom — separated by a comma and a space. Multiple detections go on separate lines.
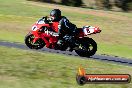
27, 0, 132, 11
0, 0, 132, 88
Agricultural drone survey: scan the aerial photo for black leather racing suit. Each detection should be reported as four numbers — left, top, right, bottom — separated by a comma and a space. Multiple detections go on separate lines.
58, 16, 77, 37
57, 16, 78, 49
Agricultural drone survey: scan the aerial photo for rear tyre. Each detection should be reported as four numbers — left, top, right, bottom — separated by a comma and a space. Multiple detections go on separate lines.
75, 38, 97, 57
25, 33, 45, 49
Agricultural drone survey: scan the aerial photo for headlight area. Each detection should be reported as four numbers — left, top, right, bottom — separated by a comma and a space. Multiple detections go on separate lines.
32, 26, 38, 31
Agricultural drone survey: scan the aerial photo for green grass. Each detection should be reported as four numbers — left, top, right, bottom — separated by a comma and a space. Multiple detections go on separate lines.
98, 43, 132, 58
0, 46, 132, 88
0, 0, 132, 87
0, 0, 132, 59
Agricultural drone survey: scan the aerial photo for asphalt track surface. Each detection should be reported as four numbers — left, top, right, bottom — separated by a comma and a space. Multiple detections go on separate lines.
0, 41, 132, 66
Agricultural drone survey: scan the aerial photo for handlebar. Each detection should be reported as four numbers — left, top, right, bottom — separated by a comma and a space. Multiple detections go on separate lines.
42, 16, 53, 23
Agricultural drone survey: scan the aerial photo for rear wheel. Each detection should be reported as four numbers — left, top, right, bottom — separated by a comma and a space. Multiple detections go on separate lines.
25, 33, 45, 49
75, 38, 97, 57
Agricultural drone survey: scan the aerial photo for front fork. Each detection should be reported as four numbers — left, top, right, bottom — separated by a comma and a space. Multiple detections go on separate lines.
31, 31, 40, 44
32, 32, 50, 47
32, 31, 57, 48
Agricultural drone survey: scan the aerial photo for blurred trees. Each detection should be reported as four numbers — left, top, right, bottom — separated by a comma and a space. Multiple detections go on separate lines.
27, 0, 55, 3
103, 0, 112, 9
94, 0, 132, 11
95, 0, 112, 10
61, 0, 83, 7
27, 0, 83, 6
27, 0, 132, 11
115, 0, 132, 11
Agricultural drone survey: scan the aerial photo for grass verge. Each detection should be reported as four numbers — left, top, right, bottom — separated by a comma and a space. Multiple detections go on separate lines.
0, 46, 132, 88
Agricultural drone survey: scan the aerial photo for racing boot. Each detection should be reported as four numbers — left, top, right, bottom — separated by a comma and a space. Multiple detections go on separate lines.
57, 34, 64, 45
64, 35, 78, 51
57, 39, 63, 45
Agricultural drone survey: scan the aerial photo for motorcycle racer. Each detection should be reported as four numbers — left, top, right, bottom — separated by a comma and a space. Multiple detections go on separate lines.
25, 9, 101, 56
49, 9, 78, 49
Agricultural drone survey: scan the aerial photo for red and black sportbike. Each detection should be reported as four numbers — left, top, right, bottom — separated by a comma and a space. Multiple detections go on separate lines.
25, 17, 101, 57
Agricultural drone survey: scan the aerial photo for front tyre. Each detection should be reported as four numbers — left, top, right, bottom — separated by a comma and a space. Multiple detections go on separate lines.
75, 38, 97, 57
25, 33, 45, 49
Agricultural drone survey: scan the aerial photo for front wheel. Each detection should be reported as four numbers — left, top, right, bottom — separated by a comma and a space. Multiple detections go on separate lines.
75, 38, 97, 57
25, 33, 45, 49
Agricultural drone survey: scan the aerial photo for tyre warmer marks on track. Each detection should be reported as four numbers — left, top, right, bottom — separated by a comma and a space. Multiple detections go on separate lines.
0, 41, 132, 66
